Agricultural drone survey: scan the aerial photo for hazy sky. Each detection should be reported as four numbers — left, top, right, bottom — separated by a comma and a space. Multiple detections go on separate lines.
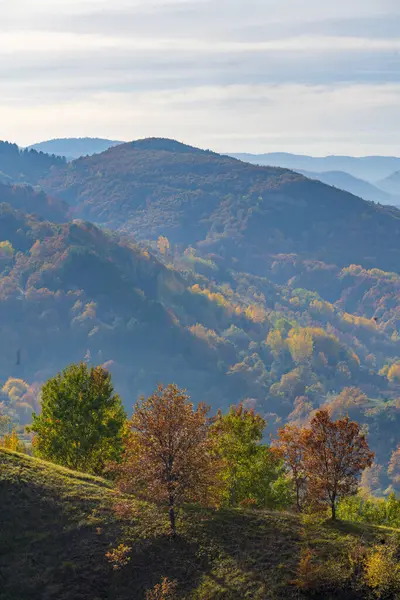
1, 0, 400, 154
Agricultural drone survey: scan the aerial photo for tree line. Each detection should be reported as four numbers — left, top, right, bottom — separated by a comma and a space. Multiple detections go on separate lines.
1, 362, 375, 535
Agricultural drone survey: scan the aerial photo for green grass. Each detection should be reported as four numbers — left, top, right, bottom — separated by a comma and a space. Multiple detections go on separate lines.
0, 450, 397, 600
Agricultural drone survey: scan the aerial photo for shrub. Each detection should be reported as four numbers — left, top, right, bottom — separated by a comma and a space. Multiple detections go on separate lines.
363, 542, 400, 598
146, 577, 177, 600
105, 544, 131, 571
0, 429, 26, 453
239, 498, 258, 508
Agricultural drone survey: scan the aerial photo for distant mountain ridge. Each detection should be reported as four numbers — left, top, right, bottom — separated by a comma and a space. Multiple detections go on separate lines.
229, 152, 400, 183
40, 137, 400, 275
297, 169, 398, 205
27, 138, 124, 160
378, 170, 400, 197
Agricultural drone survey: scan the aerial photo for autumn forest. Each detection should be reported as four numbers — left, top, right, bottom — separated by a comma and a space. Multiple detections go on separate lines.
1, 138, 400, 599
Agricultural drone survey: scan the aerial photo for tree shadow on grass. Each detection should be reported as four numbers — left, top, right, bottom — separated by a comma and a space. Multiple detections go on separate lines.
0, 478, 211, 600
111, 534, 211, 599
323, 518, 380, 540
179, 508, 304, 599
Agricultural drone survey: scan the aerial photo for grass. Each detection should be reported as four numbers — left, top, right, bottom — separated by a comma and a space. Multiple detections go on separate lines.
1, 450, 398, 600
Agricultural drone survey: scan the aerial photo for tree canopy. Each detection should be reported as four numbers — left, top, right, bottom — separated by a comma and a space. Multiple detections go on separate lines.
30, 362, 126, 474
110, 384, 223, 535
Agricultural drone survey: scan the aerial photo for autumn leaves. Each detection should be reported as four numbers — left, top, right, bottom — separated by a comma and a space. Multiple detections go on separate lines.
273, 410, 374, 519
26, 363, 375, 535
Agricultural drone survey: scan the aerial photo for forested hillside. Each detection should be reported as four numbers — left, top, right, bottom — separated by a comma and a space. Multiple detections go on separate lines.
41, 138, 400, 274
0, 200, 252, 412
0, 183, 68, 223
1, 180, 400, 491
0, 141, 66, 185
0, 138, 399, 492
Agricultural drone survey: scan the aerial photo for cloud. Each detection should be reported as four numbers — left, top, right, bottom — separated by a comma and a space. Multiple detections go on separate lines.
1, 0, 399, 153
2, 83, 399, 156
3, 31, 400, 54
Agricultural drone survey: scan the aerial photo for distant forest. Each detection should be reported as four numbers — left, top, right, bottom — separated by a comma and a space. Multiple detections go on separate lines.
0, 139, 399, 496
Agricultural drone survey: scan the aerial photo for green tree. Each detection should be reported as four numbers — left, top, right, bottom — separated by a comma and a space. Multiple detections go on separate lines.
212, 404, 291, 508
0, 408, 11, 436
30, 363, 126, 474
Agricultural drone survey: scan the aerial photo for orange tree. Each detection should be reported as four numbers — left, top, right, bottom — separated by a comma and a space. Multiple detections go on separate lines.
110, 384, 223, 536
272, 423, 307, 512
302, 410, 374, 519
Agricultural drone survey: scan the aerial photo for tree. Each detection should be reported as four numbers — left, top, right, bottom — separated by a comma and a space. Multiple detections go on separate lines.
212, 404, 290, 508
266, 329, 285, 358
2, 378, 29, 404
388, 446, 400, 486
157, 235, 170, 255
0, 240, 14, 260
387, 363, 400, 384
110, 384, 222, 536
287, 328, 314, 365
326, 387, 368, 419
30, 363, 126, 474
0, 406, 11, 436
272, 424, 307, 512
302, 410, 374, 519
0, 428, 26, 452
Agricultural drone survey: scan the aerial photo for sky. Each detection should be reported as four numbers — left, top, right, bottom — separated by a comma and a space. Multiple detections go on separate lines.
1, 0, 400, 155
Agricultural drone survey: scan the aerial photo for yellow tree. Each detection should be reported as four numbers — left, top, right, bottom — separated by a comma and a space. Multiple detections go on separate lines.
2, 378, 29, 404
0, 240, 14, 261
157, 236, 170, 256
388, 364, 400, 384
287, 328, 314, 364
266, 329, 285, 358
110, 384, 223, 536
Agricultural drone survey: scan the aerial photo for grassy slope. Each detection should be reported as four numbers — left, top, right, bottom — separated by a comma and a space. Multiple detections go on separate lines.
0, 450, 395, 600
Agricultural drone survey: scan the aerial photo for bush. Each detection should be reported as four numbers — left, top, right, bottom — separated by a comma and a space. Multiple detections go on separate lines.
293, 546, 353, 593
105, 544, 131, 571
146, 577, 177, 600
0, 429, 26, 453
337, 493, 400, 529
363, 542, 400, 598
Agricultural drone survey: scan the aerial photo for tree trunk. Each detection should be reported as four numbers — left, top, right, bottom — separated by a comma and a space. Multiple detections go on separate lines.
169, 496, 176, 537
296, 482, 302, 512
331, 500, 336, 520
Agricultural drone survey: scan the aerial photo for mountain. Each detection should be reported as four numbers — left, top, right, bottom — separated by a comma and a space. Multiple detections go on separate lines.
41, 138, 400, 275
297, 169, 398, 205
0, 182, 69, 223
0, 197, 256, 412
2, 142, 400, 488
1, 183, 400, 485
377, 171, 400, 199
229, 152, 400, 183
0, 449, 392, 600
28, 138, 124, 160
0, 141, 66, 185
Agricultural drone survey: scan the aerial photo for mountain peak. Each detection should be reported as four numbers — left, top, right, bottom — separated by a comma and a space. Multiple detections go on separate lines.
127, 137, 212, 155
